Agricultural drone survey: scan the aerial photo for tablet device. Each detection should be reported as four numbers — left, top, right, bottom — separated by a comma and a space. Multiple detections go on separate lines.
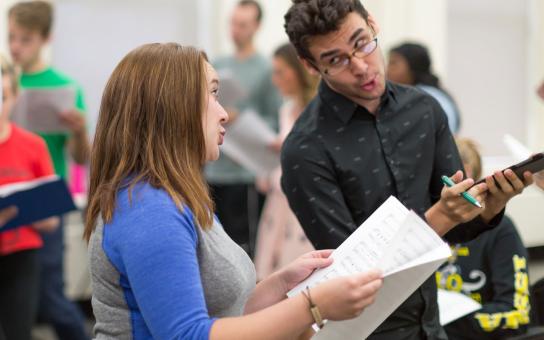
473, 152, 544, 186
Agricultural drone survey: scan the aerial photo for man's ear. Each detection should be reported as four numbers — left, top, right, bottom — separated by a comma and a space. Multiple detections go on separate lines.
298, 56, 320, 76
367, 14, 380, 35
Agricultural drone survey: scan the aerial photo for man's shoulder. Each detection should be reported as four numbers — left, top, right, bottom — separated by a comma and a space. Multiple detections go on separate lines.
388, 82, 448, 125
283, 99, 325, 153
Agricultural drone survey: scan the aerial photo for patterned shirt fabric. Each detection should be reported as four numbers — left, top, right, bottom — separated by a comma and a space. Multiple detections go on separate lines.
437, 215, 530, 339
281, 80, 502, 340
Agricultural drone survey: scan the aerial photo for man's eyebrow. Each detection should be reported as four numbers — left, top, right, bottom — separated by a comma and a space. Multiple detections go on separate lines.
349, 28, 364, 44
319, 49, 340, 60
318, 28, 366, 60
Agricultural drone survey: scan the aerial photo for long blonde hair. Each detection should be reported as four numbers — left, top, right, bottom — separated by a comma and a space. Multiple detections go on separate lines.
84, 43, 214, 241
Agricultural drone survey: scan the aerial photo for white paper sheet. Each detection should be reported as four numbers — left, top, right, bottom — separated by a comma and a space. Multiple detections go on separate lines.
10, 87, 76, 133
286, 196, 452, 340
503, 134, 532, 162
220, 109, 280, 176
216, 69, 248, 109
437, 289, 482, 326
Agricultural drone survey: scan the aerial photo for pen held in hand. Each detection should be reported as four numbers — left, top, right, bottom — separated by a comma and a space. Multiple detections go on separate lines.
440, 175, 482, 208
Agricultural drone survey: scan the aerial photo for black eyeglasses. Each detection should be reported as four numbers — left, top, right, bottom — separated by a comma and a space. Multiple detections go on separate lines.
312, 36, 379, 76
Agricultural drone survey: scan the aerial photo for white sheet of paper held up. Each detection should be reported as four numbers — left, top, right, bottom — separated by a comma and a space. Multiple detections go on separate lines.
10, 87, 76, 133
437, 289, 482, 326
503, 134, 532, 162
287, 196, 451, 340
220, 109, 280, 176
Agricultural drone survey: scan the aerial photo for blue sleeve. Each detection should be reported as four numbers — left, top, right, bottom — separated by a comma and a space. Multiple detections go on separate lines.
109, 190, 215, 339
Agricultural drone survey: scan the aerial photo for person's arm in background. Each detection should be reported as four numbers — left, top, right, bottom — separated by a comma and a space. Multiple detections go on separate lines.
444, 218, 530, 339
61, 86, 90, 164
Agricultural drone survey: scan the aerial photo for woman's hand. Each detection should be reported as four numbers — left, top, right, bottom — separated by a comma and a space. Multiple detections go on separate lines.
277, 250, 334, 293
311, 269, 383, 320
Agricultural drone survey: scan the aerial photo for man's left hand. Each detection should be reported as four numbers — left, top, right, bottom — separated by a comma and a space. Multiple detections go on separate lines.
481, 169, 533, 221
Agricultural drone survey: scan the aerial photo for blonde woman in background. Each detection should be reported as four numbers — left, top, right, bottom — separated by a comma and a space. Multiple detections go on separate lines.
254, 43, 319, 280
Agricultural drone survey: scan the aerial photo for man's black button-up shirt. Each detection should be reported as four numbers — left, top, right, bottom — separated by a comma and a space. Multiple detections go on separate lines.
281, 80, 502, 340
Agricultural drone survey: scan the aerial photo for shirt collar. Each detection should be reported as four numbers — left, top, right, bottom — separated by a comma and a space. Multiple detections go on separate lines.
319, 80, 398, 124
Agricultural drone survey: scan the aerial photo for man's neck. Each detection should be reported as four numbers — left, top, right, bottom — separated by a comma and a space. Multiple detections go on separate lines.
23, 58, 47, 74
0, 122, 12, 144
235, 43, 256, 60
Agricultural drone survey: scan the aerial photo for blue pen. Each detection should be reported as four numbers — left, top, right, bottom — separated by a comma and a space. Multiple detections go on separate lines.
441, 175, 482, 208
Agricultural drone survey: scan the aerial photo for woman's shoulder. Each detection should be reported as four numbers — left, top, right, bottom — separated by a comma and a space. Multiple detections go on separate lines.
105, 181, 199, 245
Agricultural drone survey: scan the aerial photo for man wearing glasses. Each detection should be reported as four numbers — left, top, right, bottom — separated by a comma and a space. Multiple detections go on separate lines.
281, 0, 533, 339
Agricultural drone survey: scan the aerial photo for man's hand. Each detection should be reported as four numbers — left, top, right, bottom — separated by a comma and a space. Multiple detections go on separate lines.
59, 109, 86, 135
480, 169, 533, 221
0, 206, 18, 227
425, 170, 488, 236
60, 109, 90, 164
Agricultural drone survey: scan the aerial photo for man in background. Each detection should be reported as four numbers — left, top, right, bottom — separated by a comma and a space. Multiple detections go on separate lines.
206, 0, 281, 256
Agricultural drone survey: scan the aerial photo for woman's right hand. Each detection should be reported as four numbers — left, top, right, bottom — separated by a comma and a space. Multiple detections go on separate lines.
311, 269, 383, 321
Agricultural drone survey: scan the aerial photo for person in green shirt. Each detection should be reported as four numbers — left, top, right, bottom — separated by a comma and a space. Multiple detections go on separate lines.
8, 2, 89, 339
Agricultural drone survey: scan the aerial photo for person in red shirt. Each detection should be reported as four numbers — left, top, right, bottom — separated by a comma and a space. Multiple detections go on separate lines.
0, 57, 58, 340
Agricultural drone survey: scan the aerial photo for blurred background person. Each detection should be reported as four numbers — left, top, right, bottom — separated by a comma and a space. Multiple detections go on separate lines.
205, 0, 281, 257
387, 42, 461, 134
253, 43, 318, 280
436, 137, 531, 340
0, 55, 59, 340
7, 1, 90, 339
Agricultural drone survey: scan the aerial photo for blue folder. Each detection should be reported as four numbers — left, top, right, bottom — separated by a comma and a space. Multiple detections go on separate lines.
0, 177, 77, 232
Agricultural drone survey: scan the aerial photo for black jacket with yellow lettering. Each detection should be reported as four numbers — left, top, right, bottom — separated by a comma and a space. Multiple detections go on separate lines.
436, 215, 530, 340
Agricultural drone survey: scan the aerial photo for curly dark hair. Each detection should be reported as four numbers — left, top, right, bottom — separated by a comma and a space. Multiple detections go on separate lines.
284, 0, 369, 61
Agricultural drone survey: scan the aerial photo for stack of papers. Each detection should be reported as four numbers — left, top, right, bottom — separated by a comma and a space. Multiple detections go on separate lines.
287, 196, 452, 340
221, 110, 280, 176
437, 289, 482, 325
10, 87, 76, 133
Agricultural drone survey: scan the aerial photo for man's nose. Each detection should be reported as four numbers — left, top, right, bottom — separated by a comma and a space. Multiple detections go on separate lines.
350, 56, 369, 76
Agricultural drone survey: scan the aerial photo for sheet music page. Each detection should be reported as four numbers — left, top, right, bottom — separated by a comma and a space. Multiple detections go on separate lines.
285, 196, 452, 339
220, 109, 280, 176
287, 196, 409, 297
10, 87, 76, 133
437, 289, 482, 325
